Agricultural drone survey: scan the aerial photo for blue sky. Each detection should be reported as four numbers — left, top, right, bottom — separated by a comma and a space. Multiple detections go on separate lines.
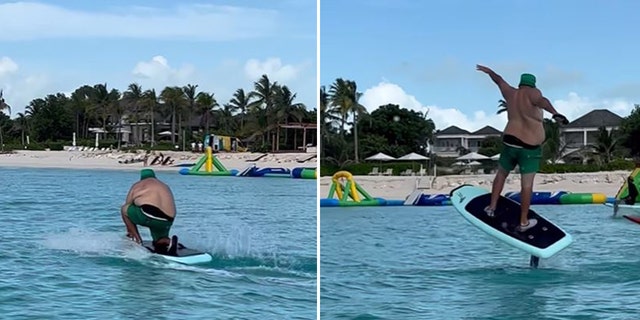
321, 0, 640, 131
0, 0, 316, 116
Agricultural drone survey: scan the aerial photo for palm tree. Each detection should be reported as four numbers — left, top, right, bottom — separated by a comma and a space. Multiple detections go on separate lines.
13, 112, 28, 146
0, 90, 11, 151
160, 86, 185, 145
590, 125, 619, 164
195, 92, 218, 134
91, 83, 118, 131
542, 118, 568, 164
69, 85, 93, 138
182, 84, 198, 142
328, 78, 353, 136
228, 88, 251, 133
123, 83, 144, 146
496, 99, 508, 114
273, 85, 306, 150
142, 89, 158, 146
328, 78, 366, 162
249, 75, 278, 147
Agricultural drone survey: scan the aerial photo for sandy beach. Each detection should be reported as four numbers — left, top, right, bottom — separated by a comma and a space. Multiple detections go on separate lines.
0, 149, 317, 173
320, 171, 632, 199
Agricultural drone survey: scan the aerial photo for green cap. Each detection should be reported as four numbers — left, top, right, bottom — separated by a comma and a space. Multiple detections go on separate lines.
519, 73, 536, 88
140, 168, 156, 180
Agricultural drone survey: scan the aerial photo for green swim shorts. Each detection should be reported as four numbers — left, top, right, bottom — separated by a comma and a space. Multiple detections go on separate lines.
498, 143, 542, 174
126, 204, 173, 241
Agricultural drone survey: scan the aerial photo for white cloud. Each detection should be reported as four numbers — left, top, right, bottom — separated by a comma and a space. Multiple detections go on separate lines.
0, 70, 52, 116
0, 57, 19, 78
243, 58, 303, 83
132, 55, 195, 86
0, 2, 279, 41
360, 80, 635, 133
0, 54, 315, 117
552, 92, 635, 122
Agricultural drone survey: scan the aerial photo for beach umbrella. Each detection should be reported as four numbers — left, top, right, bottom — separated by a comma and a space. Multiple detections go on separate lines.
456, 152, 490, 161
365, 152, 396, 173
365, 152, 396, 161
158, 130, 178, 136
491, 153, 500, 160
468, 161, 482, 166
397, 152, 429, 173
452, 161, 465, 166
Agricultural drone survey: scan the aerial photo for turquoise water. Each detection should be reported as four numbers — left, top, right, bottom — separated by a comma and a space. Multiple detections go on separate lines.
0, 167, 316, 319
321, 204, 640, 319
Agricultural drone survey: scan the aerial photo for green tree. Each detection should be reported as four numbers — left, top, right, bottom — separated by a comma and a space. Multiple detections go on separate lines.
358, 104, 435, 158
620, 104, 640, 157
589, 125, 619, 164
0, 90, 11, 151
195, 92, 218, 135
477, 136, 502, 156
542, 118, 567, 164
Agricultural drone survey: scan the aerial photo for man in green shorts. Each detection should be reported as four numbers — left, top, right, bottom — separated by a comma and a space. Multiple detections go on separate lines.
121, 169, 179, 255
477, 65, 569, 232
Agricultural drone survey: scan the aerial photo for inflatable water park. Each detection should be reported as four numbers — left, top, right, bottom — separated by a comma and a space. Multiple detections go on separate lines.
179, 146, 316, 179
320, 170, 627, 207
320, 171, 405, 207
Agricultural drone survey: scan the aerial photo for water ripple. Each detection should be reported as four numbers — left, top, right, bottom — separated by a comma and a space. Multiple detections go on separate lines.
321, 204, 640, 319
0, 167, 316, 319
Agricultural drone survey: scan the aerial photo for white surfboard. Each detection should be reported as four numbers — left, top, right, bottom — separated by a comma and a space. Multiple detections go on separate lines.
142, 240, 212, 265
449, 184, 573, 260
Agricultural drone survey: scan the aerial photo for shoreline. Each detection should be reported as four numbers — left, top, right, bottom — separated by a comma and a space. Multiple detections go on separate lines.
0, 150, 318, 174
320, 171, 631, 199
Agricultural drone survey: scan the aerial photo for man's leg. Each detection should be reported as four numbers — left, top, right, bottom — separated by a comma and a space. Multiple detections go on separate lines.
488, 167, 510, 212
148, 219, 174, 254
121, 204, 142, 243
485, 145, 516, 216
516, 146, 541, 231
519, 173, 537, 227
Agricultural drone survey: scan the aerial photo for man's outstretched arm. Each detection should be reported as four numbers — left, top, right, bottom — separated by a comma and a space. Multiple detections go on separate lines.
537, 96, 569, 125
476, 64, 514, 98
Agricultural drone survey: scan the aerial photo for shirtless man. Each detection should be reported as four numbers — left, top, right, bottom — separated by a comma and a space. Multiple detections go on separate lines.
477, 65, 569, 232
121, 168, 179, 255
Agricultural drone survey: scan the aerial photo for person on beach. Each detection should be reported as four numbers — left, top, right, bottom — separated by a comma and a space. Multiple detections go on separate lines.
477, 64, 569, 232
120, 168, 179, 255
613, 175, 639, 216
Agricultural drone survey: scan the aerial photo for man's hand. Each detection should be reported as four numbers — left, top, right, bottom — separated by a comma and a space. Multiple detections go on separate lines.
476, 64, 493, 74
552, 114, 569, 125
126, 233, 142, 244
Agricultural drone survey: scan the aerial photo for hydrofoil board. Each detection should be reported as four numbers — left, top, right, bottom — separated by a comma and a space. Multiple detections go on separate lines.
142, 240, 212, 265
449, 185, 573, 264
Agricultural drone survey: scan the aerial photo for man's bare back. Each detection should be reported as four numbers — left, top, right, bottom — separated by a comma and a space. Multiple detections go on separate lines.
501, 86, 546, 146
129, 179, 176, 218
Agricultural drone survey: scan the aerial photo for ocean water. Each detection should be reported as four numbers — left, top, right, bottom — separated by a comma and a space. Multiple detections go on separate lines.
0, 167, 316, 320
321, 204, 640, 319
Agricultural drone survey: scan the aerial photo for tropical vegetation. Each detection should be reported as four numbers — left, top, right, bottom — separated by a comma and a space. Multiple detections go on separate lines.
321, 77, 640, 176
0, 74, 316, 153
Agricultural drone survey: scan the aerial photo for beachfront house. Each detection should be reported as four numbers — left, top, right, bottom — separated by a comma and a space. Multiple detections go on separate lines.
432, 109, 624, 161
432, 125, 502, 157
560, 109, 623, 154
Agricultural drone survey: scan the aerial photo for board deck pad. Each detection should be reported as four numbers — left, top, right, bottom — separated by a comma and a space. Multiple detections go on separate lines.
142, 240, 205, 257
450, 184, 572, 259
465, 193, 567, 249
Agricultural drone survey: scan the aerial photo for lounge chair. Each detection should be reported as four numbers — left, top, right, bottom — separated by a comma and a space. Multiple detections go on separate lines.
368, 167, 380, 175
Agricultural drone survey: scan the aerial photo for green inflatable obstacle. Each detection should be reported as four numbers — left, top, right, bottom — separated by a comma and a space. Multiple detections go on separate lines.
179, 146, 233, 176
